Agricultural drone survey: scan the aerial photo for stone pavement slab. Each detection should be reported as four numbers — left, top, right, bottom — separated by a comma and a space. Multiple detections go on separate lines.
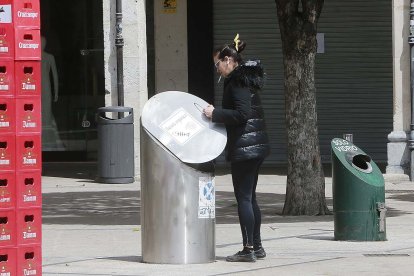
41, 172, 414, 276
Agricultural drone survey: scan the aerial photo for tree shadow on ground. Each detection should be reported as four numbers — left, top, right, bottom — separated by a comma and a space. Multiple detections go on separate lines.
387, 192, 414, 203
42, 161, 388, 181
216, 191, 335, 224
385, 191, 414, 217
45, 189, 414, 225
42, 162, 97, 180
43, 190, 140, 225
42, 179, 411, 225
43, 190, 334, 225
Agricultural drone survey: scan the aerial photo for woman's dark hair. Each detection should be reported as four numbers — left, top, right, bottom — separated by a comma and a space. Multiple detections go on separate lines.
214, 36, 246, 64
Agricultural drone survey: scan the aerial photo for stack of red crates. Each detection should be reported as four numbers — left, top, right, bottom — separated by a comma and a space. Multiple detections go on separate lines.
0, 0, 42, 275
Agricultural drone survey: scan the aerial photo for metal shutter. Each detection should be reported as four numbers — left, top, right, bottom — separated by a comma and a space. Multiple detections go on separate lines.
212, 0, 392, 165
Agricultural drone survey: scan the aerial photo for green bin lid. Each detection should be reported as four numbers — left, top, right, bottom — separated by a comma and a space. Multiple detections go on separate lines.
331, 138, 384, 186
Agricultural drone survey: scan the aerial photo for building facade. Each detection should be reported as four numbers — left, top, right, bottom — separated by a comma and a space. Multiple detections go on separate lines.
40, 0, 147, 175
40, 0, 411, 180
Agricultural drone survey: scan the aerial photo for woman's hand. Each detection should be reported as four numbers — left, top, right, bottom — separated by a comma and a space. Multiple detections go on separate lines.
203, 104, 215, 119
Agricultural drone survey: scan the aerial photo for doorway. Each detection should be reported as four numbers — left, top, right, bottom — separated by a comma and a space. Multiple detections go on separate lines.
40, 0, 105, 161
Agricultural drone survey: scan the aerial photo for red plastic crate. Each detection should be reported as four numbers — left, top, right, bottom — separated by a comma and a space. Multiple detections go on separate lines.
14, 28, 40, 60
0, 171, 15, 209
0, 98, 15, 134
0, 247, 16, 275
14, 61, 41, 97
16, 97, 41, 134
15, 134, 41, 171
0, 1, 14, 60
0, 210, 16, 247
16, 170, 41, 208
13, 0, 41, 29
0, 24, 14, 60
0, 134, 14, 171
0, 60, 14, 97
16, 245, 41, 276
16, 208, 41, 245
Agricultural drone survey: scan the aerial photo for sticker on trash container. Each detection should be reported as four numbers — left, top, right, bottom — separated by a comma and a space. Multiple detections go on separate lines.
160, 108, 204, 145
332, 138, 358, 152
198, 176, 215, 218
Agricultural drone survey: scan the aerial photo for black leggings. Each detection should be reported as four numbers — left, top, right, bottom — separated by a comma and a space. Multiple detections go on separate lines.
231, 158, 264, 248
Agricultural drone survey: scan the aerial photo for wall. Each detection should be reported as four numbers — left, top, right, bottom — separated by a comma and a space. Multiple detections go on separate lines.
154, 0, 188, 92
103, 0, 148, 178
100, 0, 409, 178
392, 0, 411, 132
386, 0, 410, 179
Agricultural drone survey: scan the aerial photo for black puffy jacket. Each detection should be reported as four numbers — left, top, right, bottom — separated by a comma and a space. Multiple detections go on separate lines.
212, 60, 270, 162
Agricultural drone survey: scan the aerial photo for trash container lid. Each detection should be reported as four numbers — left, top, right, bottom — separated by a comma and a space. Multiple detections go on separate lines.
141, 91, 227, 164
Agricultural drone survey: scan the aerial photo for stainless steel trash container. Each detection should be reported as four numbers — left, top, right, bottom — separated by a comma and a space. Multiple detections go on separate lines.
140, 91, 227, 264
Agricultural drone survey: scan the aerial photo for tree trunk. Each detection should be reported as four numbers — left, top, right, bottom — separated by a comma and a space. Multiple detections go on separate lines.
275, 0, 329, 215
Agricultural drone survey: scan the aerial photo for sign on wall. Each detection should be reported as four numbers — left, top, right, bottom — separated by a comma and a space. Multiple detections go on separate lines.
163, 0, 177, 14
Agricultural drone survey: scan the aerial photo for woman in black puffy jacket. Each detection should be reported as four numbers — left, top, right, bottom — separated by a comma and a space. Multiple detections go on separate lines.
203, 34, 270, 263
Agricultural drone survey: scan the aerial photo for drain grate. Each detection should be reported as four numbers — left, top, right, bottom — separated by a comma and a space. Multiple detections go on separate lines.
363, 253, 410, 257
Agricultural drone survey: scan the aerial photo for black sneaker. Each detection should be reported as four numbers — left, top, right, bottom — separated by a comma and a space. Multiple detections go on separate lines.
226, 249, 257, 262
254, 247, 266, 259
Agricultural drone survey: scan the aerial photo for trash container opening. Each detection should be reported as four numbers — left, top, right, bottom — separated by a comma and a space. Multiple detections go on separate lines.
194, 103, 204, 113
349, 153, 373, 173
97, 107, 133, 120
99, 112, 132, 120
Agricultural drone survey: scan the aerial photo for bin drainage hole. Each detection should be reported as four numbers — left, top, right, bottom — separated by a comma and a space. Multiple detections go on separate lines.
363, 254, 410, 257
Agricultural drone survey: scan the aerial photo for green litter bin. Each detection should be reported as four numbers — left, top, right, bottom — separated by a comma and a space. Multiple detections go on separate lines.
331, 138, 386, 241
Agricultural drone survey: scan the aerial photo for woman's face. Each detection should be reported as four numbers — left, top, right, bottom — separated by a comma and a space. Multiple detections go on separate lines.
213, 53, 237, 77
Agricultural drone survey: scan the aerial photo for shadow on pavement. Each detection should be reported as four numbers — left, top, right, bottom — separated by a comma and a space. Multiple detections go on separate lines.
43, 190, 139, 225
43, 190, 336, 225
387, 192, 414, 203
42, 162, 97, 180
102, 256, 142, 263
42, 179, 409, 226
42, 161, 388, 180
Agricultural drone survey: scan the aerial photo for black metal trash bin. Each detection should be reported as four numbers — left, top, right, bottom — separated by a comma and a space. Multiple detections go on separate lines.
96, 106, 134, 183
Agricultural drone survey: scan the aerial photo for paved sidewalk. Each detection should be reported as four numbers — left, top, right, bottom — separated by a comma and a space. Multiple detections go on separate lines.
41, 168, 414, 276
